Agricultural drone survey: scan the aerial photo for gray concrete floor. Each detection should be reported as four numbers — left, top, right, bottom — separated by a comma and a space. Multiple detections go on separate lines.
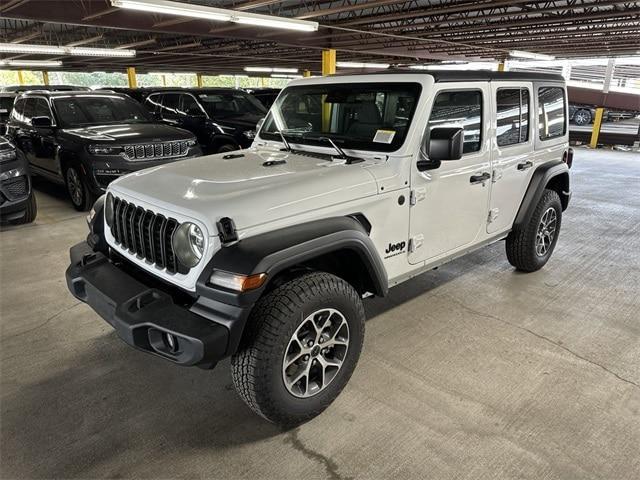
1, 148, 639, 479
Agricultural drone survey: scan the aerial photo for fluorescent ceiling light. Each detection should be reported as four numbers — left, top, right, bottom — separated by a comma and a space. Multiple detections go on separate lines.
336, 61, 390, 69
244, 66, 298, 73
510, 50, 555, 61
0, 60, 62, 67
271, 74, 303, 79
410, 62, 498, 71
0, 42, 135, 57
111, 0, 318, 32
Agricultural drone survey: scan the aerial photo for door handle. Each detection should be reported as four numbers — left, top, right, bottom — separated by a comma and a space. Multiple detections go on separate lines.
517, 161, 534, 171
470, 172, 491, 184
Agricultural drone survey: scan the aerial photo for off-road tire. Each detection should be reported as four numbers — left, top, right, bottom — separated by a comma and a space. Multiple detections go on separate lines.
65, 166, 95, 211
14, 192, 37, 224
231, 272, 365, 425
506, 188, 562, 272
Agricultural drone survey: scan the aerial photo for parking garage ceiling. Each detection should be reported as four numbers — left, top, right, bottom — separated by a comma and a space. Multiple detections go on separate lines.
1, 0, 639, 74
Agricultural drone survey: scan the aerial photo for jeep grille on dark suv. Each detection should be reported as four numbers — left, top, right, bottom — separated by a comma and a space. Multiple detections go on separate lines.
110, 196, 183, 274
123, 141, 189, 161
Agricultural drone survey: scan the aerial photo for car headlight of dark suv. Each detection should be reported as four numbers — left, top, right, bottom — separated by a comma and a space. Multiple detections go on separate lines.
186, 139, 197, 147
87, 145, 123, 155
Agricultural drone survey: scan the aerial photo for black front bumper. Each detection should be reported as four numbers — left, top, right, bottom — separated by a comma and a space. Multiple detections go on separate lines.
66, 242, 233, 368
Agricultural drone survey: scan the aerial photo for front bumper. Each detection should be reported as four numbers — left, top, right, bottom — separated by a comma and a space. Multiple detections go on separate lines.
0, 161, 31, 222
66, 241, 231, 368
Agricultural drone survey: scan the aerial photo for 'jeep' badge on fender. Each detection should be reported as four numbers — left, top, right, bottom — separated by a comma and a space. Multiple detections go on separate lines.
384, 241, 406, 259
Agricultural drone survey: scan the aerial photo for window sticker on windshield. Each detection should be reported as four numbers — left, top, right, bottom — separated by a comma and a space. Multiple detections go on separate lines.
373, 129, 396, 144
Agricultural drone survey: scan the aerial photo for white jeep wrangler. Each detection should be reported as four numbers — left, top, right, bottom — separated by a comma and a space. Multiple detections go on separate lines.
67, 71, 572, 425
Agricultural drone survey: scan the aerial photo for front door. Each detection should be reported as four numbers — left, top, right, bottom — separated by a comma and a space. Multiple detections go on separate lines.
408, 84, 492, 265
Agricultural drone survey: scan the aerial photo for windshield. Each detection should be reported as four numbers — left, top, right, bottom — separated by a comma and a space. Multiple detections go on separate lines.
53, 95, 151, 127
197, 92, 266, 119
260, 82, 421, 152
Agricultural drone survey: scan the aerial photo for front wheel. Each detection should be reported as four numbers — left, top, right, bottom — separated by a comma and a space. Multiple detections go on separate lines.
65, 166, 95, 211
231, 272, 365, 425
506, 189, 562, 272
573, 109, 592, 126
13, 192, 37, 224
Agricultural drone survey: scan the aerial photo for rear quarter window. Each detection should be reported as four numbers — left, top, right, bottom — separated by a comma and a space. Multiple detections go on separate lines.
538, 87, 566, 140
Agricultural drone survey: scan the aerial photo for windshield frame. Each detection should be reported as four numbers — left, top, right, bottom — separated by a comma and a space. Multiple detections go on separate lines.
52, 94, 152, 128
258, 82, 422, 154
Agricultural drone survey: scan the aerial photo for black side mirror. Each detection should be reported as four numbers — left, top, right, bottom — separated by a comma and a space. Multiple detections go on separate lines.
417, 127, 464, 171
31, 116, 53, 128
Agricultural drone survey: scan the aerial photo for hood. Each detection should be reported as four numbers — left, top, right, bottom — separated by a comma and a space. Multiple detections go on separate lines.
60, 123, 194, 143
109, 148, 379, 234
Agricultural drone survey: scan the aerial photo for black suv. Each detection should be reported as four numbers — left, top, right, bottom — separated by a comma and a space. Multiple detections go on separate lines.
244, 87, 281, 109
6, 91, 201, 211
143, 88, 267, 154
0, 136, 37, 224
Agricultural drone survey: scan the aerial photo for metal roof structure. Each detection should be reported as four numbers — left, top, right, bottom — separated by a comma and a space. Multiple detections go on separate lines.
1, 1, 639, 74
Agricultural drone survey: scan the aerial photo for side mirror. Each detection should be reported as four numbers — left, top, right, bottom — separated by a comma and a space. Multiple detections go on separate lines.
417, 127, 464, 172
31, 116, 53, 128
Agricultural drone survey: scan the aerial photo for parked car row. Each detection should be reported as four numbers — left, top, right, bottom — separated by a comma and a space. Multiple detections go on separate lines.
569, 104, 640, 126
0, 84, 282, 218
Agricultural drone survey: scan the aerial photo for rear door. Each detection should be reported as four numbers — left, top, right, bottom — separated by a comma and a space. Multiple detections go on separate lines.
487, 82, 534, 234
408, 83, 492, 265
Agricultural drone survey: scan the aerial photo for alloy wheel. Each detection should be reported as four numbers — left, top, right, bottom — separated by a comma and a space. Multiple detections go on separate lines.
66, 168, 83, 206
535, 207, 557, 257
282, 308, 349, 398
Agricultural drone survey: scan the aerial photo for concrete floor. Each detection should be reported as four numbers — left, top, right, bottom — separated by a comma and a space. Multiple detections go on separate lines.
1, 148, 639, 479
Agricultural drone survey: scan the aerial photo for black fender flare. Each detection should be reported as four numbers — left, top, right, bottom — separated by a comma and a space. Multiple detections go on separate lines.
513, 160, 570, 229
196, 216, 388, 307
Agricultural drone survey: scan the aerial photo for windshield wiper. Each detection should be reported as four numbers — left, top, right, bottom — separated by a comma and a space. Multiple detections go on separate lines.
276, 129, 291, 152
317, 136, 348, 159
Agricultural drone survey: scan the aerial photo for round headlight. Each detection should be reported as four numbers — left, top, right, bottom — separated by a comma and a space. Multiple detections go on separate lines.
105, 193, 114, 228
172, 222, 205, 268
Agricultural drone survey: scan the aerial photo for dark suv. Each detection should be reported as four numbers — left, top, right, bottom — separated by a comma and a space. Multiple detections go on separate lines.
144, 88, 267, 154
0, 136, 37, 224
6, 91, 201, 211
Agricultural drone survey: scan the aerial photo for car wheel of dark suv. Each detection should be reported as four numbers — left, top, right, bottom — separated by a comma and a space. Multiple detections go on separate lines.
65, 166, 95, 211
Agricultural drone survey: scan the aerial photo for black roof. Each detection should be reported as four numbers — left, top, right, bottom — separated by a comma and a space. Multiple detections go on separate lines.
142, 87, 243, 94
332, 69, 565, 83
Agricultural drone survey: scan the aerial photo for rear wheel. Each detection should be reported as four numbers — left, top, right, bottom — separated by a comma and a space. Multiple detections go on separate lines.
231, 272, 365, 425
216, 143, 238, 153
573, 109, 592, 126
65, 166, 95, 211
506, 189, 562, 272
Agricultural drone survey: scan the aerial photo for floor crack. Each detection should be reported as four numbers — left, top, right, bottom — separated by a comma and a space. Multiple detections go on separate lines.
2, 302, 82, 340
440, 294, 640, 390
284, 428, 350, 480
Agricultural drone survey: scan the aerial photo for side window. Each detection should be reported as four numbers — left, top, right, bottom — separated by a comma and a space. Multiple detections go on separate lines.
428, 90, 482, 154
162, 93, 180, 115
31, 98, 52, 119
496, 88, 530, 147
11, 98, 28, 123
538, 87, 566, 140
180, 95, 200, 115
145, 94, 162, 115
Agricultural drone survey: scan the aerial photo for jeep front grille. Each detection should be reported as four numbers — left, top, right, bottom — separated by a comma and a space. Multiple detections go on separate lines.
110, 197, 183, 274
123, 141, 189, 161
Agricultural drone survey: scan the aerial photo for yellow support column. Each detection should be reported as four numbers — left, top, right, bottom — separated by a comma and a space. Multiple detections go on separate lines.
196, 73, 203, 88
497, 62, 505, 72
17, 70, 25, 85
126, 67, 137, 88
42, 71, 50, 85
260, 77, 266, 87
162, 74, 167, 87
303, 69, 311, 78
589, 107, 605, 149
322, 49, 336, 76
321, 50, 336, 132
